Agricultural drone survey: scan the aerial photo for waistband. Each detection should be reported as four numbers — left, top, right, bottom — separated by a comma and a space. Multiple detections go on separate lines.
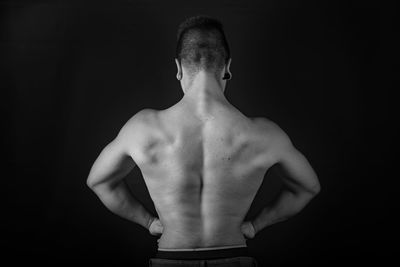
156, 245, 249, 260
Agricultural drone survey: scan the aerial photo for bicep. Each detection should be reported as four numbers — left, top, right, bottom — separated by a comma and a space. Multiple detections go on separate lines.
278, 145, 319, 194
87, 110, 153, 189
270, 126, 320, 194
87, 135, 136, 189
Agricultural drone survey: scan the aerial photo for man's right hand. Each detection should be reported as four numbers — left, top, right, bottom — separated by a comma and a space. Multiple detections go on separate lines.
241, 221, 256, 239
149, 217, 164, 236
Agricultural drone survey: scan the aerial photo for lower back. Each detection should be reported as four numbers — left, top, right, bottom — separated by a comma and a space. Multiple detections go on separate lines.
157, 213, 247, 249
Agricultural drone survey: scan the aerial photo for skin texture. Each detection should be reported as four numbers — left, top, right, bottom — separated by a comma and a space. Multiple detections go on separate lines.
87, 58, 320, 249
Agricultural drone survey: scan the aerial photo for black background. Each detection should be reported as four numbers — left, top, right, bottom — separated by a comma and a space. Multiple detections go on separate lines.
1, 0, 395, 265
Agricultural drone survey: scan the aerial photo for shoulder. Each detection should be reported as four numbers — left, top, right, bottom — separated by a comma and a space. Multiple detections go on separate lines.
127, 108, 156, 126
126, 108, 157, 127
117, 109, 157, 138
253, 117, 292, 148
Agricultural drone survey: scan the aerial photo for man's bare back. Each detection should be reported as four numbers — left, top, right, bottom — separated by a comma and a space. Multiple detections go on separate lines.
131, 99, 272, 249
87, 16, 320, 255
87, 83, 321, 252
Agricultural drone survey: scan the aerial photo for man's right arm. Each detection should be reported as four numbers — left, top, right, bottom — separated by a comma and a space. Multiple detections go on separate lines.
250, 121, 321, 236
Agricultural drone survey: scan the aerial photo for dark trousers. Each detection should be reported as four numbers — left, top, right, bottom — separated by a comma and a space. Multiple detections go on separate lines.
149, 247, 259, 267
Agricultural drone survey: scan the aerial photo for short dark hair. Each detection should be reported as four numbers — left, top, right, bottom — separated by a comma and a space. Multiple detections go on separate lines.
176, 15, 230, 76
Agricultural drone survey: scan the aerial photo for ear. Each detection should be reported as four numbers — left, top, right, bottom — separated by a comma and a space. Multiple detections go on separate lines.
224, 58, 232, 80
175, 58, 182, 80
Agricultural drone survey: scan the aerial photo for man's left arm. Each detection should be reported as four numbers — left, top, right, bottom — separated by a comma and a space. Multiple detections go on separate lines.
86, 111, 156, 231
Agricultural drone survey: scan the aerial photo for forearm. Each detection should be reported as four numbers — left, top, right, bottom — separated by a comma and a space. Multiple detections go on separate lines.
90, 180, 154, 230
252, 189, 315, 234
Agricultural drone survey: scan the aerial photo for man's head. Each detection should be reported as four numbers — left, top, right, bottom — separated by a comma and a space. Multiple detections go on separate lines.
175, 15, 232, 93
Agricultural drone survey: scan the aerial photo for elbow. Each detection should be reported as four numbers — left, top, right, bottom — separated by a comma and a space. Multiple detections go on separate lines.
86, 175, 99, 190
87, 175, 115, 193
300, 178, 321, 198
309, 180, 321, 196
86, 171, 105, 190
86, 178, 95, 190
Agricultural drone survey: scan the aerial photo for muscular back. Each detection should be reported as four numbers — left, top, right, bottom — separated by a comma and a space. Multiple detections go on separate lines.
129, 99, 274, 249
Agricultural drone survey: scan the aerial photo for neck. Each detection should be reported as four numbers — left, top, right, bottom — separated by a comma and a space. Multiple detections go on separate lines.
183, 71, 226, 102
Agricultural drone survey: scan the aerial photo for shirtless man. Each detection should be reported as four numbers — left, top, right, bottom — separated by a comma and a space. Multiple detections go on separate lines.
87, 16, 320, 266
